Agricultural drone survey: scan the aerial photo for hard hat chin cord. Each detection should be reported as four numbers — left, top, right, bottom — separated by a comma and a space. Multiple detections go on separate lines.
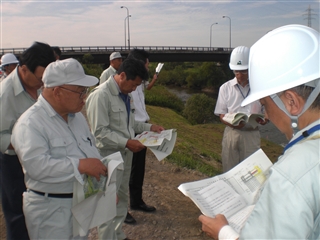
270, 80, 320, 136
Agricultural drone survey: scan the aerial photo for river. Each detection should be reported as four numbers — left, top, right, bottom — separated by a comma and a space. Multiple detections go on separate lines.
166, 86, 288, 147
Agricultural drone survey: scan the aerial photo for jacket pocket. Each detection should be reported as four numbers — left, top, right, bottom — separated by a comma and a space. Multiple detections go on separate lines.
110, 104, 125, 127
49, 137, 73, 158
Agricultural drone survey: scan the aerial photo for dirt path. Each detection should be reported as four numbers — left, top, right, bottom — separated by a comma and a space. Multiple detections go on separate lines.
121, 150, 213, 240
88, 149, 215, 240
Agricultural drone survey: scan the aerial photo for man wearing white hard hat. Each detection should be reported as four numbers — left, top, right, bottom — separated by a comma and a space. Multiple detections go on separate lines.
99, 51, 123, 85
214, 46, 268, 172
0, 53, 19, 81
11, 58, 108, 239
199, 24, 320, 239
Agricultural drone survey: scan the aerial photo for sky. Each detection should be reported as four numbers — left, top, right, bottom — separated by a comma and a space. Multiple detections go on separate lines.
0, 0, 319, 50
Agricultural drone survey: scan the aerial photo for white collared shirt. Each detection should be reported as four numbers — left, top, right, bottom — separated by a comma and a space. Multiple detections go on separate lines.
99, 66, 116, 85
131, 83, 150, 123
214, 77, 263, 116
0, 67, 40, 153
11, 94, 101, 193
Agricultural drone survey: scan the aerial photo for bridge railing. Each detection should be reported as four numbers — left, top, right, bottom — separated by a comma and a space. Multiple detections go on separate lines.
0, 46, 232, 55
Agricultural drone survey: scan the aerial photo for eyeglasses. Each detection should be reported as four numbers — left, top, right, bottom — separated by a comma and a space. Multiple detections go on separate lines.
58, 86, 90, 98
233, 70, 248, 74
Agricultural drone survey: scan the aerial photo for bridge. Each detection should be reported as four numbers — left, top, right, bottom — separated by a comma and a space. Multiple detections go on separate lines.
0, 46, 232, 64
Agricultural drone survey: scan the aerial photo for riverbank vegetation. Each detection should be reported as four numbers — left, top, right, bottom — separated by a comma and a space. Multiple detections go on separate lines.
145, 87, 283, 176
148, 61, 233, 91
81, 53, 234, 92
147, 103, 283, 176
81, 55, 283, 176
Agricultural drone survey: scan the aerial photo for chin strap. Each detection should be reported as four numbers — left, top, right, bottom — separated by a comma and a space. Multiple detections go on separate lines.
298, 79, 320, 117
270, 79, 320, 136
270, 94, 298, 136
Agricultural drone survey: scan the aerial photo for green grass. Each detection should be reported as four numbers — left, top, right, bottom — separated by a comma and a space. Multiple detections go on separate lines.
147, 105, 284, 177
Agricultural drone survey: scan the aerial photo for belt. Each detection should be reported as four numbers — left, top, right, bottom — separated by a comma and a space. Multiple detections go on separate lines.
227, 126, 258, 131
30, 189, 73, 198
240, 127, 259, 131
4, 149, 16, 155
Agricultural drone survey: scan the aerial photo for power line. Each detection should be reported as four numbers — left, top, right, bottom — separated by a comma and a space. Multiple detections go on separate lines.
303, 5, 317, 27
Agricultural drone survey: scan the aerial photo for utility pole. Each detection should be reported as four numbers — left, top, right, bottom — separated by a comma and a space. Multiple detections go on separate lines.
303, 5, 317, 28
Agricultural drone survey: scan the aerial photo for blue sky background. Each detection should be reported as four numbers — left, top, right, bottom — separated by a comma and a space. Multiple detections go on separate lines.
0, 0, 319, 49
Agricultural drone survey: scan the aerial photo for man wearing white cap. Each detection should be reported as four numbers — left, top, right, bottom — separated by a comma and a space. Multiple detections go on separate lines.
99, 51, 123, 85
11, 58, 107, 239
0, 53, 19, 81
199, 24, 319, 240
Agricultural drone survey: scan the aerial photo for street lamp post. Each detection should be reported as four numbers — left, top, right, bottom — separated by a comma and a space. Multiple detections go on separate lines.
210, 22, 218, 50
222, 15, 231, 49
121, 6, 130, 49
124, 15, 131, 49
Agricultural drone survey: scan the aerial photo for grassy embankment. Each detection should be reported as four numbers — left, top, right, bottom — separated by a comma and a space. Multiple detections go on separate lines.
145, 87, 284, 177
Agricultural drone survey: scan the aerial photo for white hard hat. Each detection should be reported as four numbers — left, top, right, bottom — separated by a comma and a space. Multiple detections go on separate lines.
229, 46, 250, 70
0, 53, 19, 66
242, 24, 319, 107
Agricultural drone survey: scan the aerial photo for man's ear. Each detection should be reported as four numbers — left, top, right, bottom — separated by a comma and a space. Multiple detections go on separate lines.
282, 90, 304, 116
19, 65, 29, 77
119, 72, 127, 81
52, 87, 62, 100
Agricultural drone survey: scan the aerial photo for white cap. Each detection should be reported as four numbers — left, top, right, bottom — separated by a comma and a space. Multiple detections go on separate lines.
110, 52, 122, 61
43, 58, 98, 87
0, 53, 19, 66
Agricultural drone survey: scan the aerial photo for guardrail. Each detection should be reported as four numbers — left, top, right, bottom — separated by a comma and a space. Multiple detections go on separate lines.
0, 46, 232, 55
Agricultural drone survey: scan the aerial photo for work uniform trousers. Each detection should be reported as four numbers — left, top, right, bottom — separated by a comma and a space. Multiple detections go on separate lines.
129, 147, 147, 207
221, 126, 260, 173
0, 153, 29, 240
98, 150, 133, 240
23, 190, 87, 240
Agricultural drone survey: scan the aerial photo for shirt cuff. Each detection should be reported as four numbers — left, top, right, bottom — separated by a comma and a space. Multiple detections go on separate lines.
218, 225, 239, 240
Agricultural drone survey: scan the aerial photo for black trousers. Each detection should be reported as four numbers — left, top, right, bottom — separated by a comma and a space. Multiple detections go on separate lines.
0, 153, 29, 240
129, 147, 147, 207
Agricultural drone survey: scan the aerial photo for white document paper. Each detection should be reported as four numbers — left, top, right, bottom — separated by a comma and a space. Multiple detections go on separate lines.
72, 152, 124, 235
178, 149, 273, 233
134, 129, 177, 161
155, 63, 164, 75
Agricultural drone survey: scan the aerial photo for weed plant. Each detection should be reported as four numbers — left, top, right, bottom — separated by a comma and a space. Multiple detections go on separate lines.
145, 85, 184, 113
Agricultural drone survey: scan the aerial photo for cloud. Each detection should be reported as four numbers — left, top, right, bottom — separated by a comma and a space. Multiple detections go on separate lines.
0, 0, 318, 49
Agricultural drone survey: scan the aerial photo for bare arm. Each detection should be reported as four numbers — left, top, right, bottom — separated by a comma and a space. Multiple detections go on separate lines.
146, 74, 158, 90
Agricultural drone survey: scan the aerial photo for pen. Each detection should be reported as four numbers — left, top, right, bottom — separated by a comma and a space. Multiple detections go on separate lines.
87, 137, 92, 146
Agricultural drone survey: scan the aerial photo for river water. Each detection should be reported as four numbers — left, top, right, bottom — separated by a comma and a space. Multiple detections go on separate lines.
166, 86, 288, 147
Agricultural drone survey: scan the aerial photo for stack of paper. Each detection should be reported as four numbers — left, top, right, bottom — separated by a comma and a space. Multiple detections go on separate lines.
178, 149, 273, 233
72, 152, 124, 236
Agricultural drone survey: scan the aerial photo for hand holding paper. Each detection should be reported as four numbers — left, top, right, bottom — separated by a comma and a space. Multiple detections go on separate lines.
178, 149, 272, 233
72, 152, 124, 235
134, 129, 177, 161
